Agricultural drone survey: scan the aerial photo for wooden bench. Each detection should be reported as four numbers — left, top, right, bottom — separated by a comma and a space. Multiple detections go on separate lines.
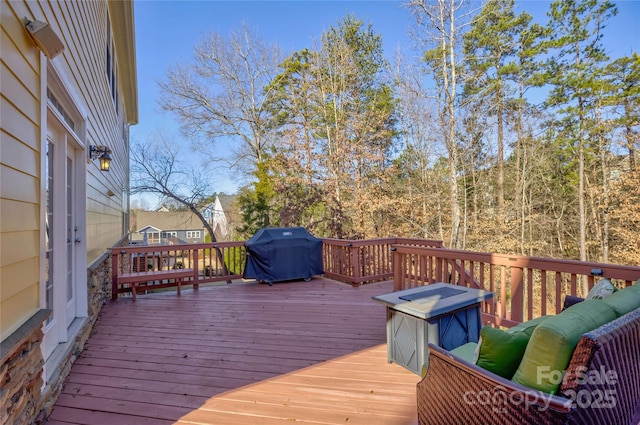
115, 268, 195, 301
111, 247, 200, 300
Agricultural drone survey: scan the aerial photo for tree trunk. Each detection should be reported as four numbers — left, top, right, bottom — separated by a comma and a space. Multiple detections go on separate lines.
496, 79, 505, 221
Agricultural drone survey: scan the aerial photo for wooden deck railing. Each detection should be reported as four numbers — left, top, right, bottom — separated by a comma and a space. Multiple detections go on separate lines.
111, 239, 640, 327
111, 242, 246, 299
392, 245, 640, 328
321, 237, 444, 285
112, 237, 445, 298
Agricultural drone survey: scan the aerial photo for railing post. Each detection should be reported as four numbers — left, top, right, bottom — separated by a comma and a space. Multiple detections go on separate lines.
193, 249, 199, 291
111, 250, 119, 301
346, 243, 359, 285
392, 247, 403, 291
390, 244, 395, 282
353, 245, 362, 284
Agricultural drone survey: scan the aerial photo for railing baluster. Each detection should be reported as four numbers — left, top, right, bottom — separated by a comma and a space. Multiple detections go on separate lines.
555, 272, 563, 315
540, 270, 547, 316
527, 268, 534, 321
511, 265, 524, 324
489, 264, 495, 318
500, 266, 507, 320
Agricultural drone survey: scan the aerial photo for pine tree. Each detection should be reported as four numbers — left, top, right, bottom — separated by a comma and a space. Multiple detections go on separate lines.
605, 53, 640, 171
463, 0, 532, 221
544, 0, 617, 267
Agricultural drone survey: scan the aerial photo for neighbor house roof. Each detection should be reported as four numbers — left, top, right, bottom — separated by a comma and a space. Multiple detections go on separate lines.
134, 210, 205, 232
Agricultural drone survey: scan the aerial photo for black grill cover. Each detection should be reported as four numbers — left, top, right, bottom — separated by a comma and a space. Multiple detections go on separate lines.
243, 227, 323, 284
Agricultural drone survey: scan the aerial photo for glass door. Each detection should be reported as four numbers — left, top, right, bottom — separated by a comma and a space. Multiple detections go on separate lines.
42, 113, 82, 360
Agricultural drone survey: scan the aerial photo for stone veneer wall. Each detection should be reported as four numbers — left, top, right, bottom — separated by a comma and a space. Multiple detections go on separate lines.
0, 237, 128, 425
0, 310, 49, 425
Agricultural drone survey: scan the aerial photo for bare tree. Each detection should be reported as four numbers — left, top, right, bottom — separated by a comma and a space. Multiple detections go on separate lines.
406, 0, 475, 249
389, 51, 445, 239
157, 23, 282, 174
130, 135, 230, 275
130, 135, 216, 238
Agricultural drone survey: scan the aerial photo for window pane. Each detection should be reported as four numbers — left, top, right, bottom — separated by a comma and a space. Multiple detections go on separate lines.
45, 141, 54, 323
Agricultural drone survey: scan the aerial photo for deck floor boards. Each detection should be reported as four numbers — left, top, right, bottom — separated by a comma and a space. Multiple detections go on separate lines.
45, 278, 420, 424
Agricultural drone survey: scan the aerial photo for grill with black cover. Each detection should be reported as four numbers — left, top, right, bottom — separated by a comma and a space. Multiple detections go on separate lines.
243, 227, 323, 285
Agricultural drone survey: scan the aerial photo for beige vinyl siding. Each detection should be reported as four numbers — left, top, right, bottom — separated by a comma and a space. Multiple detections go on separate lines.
0, 284, 40, 338
1, 66, 39, 120
1, 0, 136, 340
1, 132, 40, 176
0, 0, 43, 339
1, 159, 39, 201
1, 98, 40, 150
1, 257, 39, 303
40, 0, 128, 265
56, 0, 126, 265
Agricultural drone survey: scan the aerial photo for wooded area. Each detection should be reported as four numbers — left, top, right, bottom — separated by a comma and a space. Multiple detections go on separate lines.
133, 0, 639, 266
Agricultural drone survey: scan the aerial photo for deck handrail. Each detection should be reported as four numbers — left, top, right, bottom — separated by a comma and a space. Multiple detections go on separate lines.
111, 239, 640, 327
391, 244, 640, 328
111, 238, 445, 297
111, 242, 246, 299
321, 237, 445, 285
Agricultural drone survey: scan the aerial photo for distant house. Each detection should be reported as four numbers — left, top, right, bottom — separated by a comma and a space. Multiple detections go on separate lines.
132, 195, 236, 244
0, 1, 137, 423
202, 195, 230, 238
132, 210, 207, 244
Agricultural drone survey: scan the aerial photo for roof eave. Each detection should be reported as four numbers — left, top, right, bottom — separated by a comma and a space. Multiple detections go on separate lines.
109, 0, 138, 125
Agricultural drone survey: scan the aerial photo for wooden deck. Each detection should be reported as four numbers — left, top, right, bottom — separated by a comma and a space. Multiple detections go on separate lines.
45, 278, 420, 425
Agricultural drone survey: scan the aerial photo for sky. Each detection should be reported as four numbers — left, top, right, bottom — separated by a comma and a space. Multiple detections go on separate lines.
131, 0, 640, 202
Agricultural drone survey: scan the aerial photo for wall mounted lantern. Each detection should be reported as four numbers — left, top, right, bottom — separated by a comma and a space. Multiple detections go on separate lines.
89, 145, 112, 171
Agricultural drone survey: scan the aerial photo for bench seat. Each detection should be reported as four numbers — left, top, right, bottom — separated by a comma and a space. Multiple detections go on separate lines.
117, 268, 195, 300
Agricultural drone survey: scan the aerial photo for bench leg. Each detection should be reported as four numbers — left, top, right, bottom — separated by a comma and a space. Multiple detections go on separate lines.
132, 283, 137, 301
177, 279, 181, 297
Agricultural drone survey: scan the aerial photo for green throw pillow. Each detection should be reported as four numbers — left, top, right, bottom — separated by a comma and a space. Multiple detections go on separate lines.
586, 278, 617, 300
474, 326, 531, 379
512, 300, 616, 394
603, 282, 640, 317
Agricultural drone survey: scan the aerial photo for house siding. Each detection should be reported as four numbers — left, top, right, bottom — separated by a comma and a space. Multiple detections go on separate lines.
0, 0, 136, 422
1, 0, 43, 340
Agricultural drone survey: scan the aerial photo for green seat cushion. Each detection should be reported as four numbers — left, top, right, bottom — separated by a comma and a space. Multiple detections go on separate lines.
474, 326, 532, 379
449, 342, 477, 363
586, 278, 617, 300
603, 282, 640, 317
512, 300, 617, 394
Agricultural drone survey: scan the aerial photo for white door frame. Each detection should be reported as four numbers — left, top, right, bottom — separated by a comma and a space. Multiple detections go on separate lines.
40, 60, 88, 365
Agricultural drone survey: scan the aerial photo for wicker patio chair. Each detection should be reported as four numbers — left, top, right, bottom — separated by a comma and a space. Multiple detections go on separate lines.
417, 307, 640, 425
